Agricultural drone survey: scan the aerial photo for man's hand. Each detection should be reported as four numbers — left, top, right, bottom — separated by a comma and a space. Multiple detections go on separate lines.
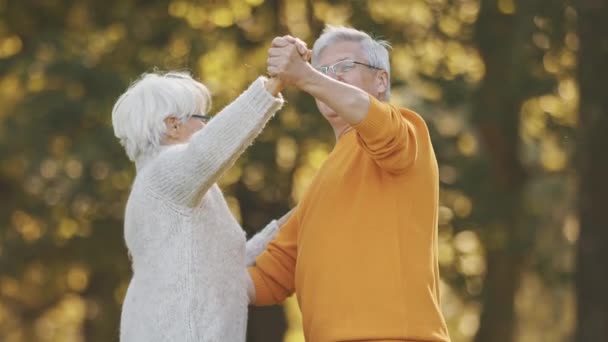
272, 35, 311, 60
267, 35, 314, 88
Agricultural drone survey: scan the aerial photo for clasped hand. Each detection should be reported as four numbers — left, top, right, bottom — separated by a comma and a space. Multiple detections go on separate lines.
267, 35, 313, 88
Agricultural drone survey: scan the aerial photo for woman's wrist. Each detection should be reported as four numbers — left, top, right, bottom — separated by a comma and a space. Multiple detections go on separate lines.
264, 77, 283, 96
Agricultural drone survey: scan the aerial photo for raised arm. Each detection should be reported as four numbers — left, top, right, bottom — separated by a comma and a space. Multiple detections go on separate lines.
292, 70, 420, 173
147, 77, 283, 207
267, 38, 370, 125
268, 38, 422, 173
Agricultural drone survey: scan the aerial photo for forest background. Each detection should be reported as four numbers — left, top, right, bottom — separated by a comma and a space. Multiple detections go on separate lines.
1, 0, 607, 341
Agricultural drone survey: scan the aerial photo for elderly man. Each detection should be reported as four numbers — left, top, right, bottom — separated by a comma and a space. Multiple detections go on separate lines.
249, 26, 451, 342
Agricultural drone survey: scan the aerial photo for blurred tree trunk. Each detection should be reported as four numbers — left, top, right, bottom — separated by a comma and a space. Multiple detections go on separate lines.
576, 0, 608, 341
472, 1, 536, 341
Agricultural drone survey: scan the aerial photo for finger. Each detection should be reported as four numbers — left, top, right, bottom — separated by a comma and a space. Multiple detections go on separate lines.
270, 45, 299, 58
304, 49, 312, 61
282, 36, 307, 55
271, 37, 290, 48
267, 66, 278, 77
267, 56, 283, 68
295, 42, 308, 56
293, 37, 307, 48
268, 47, 287, 57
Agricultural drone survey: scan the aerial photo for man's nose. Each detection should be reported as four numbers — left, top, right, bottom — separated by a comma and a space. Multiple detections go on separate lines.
334, 74, 345, 82
327, 71, 344, 82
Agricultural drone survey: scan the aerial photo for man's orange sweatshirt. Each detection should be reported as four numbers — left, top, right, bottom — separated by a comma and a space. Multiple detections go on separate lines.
249, 96, 451, 342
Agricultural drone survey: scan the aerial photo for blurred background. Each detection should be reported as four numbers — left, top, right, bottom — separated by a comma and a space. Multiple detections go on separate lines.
1, 0, 607, 341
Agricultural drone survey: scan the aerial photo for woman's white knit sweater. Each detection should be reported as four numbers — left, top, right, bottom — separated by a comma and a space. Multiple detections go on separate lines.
119, 77, 284, 342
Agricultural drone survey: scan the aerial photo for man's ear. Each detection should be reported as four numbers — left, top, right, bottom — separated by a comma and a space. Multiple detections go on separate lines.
376, 70, 389, 99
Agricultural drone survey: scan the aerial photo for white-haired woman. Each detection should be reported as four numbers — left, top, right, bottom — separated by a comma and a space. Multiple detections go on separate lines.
112, 71, 288, 341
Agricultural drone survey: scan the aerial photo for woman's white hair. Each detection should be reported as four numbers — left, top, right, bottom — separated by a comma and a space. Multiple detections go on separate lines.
111, 70, 211, 164
311, 25, 392, 100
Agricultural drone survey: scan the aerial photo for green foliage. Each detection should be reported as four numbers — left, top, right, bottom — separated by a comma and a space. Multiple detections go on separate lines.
0, 1, 584, 341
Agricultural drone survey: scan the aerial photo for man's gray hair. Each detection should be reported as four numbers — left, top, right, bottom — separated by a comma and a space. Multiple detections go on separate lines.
111, 70, 211, 164
311, 26, 392, 100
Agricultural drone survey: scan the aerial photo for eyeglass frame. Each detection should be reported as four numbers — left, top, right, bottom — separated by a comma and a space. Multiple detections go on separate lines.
315, 59, 382, 77
191, 114, 212, 123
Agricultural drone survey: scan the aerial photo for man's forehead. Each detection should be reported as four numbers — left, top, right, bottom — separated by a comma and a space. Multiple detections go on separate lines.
317, 41, 364, 64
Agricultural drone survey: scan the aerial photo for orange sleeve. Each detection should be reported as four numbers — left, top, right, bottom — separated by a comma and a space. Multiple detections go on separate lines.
352, 95, 421, 174
248, 210, 299, 305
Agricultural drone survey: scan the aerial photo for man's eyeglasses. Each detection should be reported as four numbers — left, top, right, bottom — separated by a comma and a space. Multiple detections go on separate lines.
192, 114, 212, 123
315, 59, 381, 77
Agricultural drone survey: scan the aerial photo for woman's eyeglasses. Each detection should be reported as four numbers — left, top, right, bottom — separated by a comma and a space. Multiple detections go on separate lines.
191, 114, 212, 123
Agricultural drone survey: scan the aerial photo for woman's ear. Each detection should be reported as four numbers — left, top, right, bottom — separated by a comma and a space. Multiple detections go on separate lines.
164, 116, 180, 140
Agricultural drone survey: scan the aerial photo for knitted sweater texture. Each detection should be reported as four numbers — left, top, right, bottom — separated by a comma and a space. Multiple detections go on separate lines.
119, 77, 283, 342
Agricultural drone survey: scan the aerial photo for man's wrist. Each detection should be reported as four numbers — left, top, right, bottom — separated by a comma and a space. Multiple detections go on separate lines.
296, 64, 321, 91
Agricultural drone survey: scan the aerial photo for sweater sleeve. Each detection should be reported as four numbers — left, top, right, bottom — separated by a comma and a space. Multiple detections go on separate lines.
245, 220, 281, 266
352, 95, 423, 174
248, 211, 298, 305
148, 77, 283, 207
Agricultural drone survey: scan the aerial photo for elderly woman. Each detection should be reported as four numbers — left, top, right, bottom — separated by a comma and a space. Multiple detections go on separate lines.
111, 71, 288, 341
